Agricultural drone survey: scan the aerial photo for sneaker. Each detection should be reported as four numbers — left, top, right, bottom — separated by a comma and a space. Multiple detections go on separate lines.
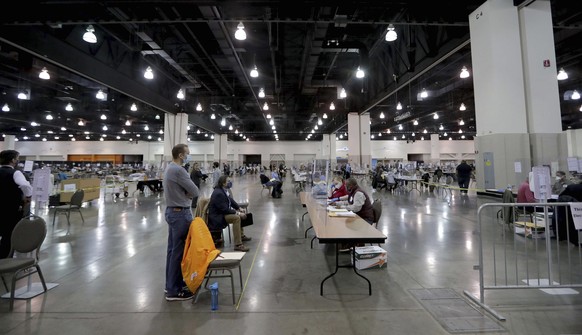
241, 235, 252, 242
234, 244, 250, 252
165, 289, 194, 301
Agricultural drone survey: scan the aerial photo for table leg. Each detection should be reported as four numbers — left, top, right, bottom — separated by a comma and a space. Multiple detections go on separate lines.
310, 235, 317, 249
302, 211, 309, 222
320, 244, 373, 296
304, 225, 313, 238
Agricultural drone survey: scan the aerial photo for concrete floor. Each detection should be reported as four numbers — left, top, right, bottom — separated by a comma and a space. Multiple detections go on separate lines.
1, 173, 581, 335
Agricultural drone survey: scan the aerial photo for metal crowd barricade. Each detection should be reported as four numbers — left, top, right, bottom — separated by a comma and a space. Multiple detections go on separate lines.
465, 202, 582, 321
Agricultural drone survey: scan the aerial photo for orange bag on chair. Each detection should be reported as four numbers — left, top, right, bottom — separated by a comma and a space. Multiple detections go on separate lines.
181, 217, 221, 294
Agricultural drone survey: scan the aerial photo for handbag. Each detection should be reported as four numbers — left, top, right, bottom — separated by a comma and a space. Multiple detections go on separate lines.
241, 213, 254, 227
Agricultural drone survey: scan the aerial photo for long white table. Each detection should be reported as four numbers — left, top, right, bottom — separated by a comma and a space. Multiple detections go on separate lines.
300, 192, 387, 295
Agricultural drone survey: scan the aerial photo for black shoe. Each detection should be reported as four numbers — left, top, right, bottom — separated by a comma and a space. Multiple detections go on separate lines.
165, 289, 194, 301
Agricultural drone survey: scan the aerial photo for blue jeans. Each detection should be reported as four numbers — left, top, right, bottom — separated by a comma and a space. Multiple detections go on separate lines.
165, 207, 193, 295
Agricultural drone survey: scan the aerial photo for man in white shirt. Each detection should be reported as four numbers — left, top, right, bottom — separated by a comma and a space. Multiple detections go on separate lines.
0, 150, 32, 258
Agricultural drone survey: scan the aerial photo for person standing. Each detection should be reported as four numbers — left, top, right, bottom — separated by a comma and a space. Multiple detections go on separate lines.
456, 160, 473, 194
190, 162, 203, 208
552, 170, 573, 195
0, 150, 32, 258
163, 144, 199, 301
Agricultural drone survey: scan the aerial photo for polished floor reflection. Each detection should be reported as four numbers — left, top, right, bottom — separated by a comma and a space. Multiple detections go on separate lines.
0, 173, 581, 335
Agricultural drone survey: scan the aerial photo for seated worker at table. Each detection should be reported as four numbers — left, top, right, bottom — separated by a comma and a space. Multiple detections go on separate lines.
329, 176, 348, 199
269, 171, 284, 198
517, 177, 539, 213
329, 177, 374, 224
552, 170, 573, 195
207, 175, 252, 251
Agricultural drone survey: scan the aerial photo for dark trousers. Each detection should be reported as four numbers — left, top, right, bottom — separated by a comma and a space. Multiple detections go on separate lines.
458, 176, 470, 194
0, 208, 23, 258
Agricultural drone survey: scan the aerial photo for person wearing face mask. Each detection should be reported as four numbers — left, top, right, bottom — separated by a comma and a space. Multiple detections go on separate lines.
190, 162, 203, 208
552, 170, 573, 195
162, 144, 199, 301
329, 177, 374, 224
207, 175, 251, 251
329, 176, 348, 199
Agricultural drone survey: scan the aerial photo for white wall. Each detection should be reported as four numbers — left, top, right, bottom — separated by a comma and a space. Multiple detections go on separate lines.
12, 139, 477, 166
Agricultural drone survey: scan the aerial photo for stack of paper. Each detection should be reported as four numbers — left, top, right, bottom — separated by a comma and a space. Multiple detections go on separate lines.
329, 211, 357, 217
327, 206, 347, 212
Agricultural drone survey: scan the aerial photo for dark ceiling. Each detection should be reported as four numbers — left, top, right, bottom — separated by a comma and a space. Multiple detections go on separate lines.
0, 0, 580, 142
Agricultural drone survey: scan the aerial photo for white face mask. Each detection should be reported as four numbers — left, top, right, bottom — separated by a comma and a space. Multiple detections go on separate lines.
556, 176, 562, 181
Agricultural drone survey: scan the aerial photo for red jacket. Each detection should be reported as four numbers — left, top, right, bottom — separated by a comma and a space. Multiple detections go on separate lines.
329, 182, 348, 199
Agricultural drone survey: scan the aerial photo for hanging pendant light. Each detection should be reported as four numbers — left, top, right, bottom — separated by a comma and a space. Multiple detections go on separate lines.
263, 102, 269, 110
100, 114, 107, 120
396, 102, 402, 110
459, 103, 466, 111
96, 89, 105, 100
196, 103, 203, 111
177, 89, 185, 100
329, 102, 335, 110
398, 124, 403, 130
323, 113, 328, 119
221, 118, 226, 127
130, 103, 137, 111
318, 118, 323, 125
155, 114, 160, 120
379, 112, 385, 119
439, 124, 444, 130
356, 66, 365, 78
2, 104, 9, 112
385, 24, 397, 42
234, 22, 247, 40
210, 113, 216, 119
38, 67, 50, 80
250, 65, 259, 78
65, 103, 73, 111
572, 90, 581, 100
340, 88, 347, 99
125, 120, 131, 126
144, 125, 149, 131
413, 120, 418, 126
144, 66, 154, 79
83, 25, 97, 43
266, 113, 272, 119
433, 112, 439, 119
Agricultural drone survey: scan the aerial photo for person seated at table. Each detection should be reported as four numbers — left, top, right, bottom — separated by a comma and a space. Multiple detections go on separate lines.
329, 176, 348, 199
207, 175, 251, 251
552, 170, 573, 195
329, 178, 374, 224
269, 171, 284, 198
516, 177, 539, 214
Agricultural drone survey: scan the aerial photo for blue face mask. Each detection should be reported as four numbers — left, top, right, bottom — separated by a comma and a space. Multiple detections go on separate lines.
226, 181, 233, 189
182, 154, 191, 165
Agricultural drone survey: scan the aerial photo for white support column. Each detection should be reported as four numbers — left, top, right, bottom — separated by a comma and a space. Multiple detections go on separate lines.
347, 113, 371, 170
469, 0, 562, 188
2, 135, 16, 150
163, 113, 188, 162
213, 134, 228, 164
430, 133, 440, 163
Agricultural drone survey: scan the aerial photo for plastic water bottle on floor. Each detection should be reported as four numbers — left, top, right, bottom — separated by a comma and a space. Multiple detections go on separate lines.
210, 282, 219, 310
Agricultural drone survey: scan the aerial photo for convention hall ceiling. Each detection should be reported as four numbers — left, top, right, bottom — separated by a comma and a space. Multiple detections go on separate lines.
0, 0, 580, 142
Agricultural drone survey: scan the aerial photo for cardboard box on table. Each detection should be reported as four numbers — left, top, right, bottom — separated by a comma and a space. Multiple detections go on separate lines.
352, 246, 387, 270
59, 178, 101, 203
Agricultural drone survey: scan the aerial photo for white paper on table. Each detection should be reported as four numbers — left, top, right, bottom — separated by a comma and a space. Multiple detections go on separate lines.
334, 211, 356, 217
327, 206, 348, 212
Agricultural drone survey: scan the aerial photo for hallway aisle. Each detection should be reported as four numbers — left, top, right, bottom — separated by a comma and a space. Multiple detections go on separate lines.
0, 173, 580, 334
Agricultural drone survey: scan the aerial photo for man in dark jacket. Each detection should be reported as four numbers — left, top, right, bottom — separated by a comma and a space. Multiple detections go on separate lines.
456, 160, 473, 194
0, 150, 32, 258
207, 175, 251, 251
